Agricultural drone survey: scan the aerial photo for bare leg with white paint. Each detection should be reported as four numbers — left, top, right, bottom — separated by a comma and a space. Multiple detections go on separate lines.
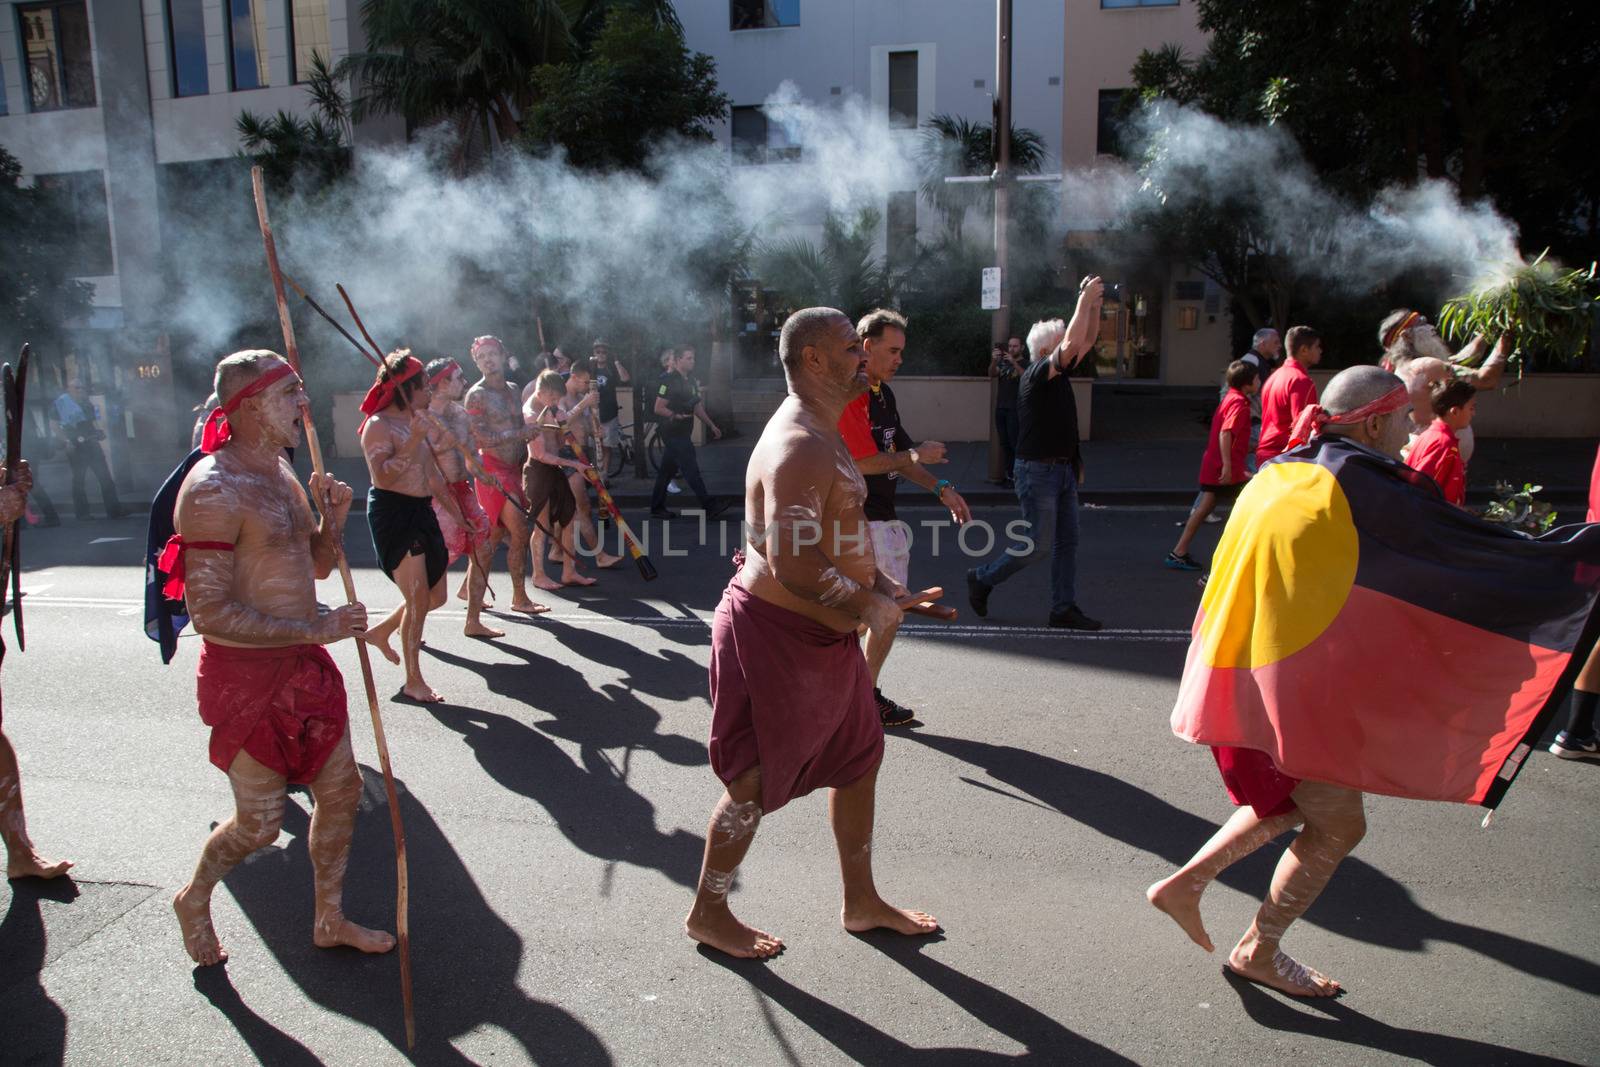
1, 729, 73, 880
1147, 804, 1302, 951
173, 750, 287, 966
1225, 780, 1365, 996
833, 760, 938, 936
684, 766, 783, 959
307, 736, 394, 954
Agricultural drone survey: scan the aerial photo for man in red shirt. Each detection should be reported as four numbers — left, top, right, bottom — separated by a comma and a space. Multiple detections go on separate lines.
1404, 378, 1474, 507
1255, 325, 1322, 466
1167, 360, 1258, 570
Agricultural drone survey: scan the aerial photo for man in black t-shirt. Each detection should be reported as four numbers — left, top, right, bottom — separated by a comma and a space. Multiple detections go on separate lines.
989, 337, 1025, 484
589, 339, 630, 479
968, 278, 1105, 630
839, 310, 971, 726
650, 347, 729, 519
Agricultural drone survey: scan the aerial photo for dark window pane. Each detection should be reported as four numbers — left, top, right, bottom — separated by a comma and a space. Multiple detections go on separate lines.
1101, 0, 1178, 7
888, 51, 918, 129
887, 191, 917, 263
1097, 88, 1128, 157
730, 105, 767, 164
167, 0, 210, 97
291, 0, 329, 84
1173, 280, 1204, 301
228, 0, 269, 90
36, 171, 113, 276
19, 2, 96, 112
731, 0, 799, 30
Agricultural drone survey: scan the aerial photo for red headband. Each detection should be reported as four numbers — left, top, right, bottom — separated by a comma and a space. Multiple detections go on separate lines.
199, 363, 297, 454
358, 357, 424, 433
429, 360, 461, 388
1286, 383, 1410, 450
1382, 311, 1422, 350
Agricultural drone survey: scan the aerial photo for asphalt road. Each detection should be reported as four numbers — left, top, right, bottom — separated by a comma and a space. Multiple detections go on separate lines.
2, 504, 1596, 1066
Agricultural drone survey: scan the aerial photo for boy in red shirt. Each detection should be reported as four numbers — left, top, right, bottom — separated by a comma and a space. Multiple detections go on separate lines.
1255, 325, 1322, 466
1405, 378, 1474, 507
1167, 360, 1258, 570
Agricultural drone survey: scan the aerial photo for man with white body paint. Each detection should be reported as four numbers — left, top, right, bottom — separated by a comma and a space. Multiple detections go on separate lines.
168, 350, 392, 966
1377, 308, 1508, 463
464, 336, 547, 616
686, 307, 939, 959
1147, 364, 1411, 997
837, 308, 970, 726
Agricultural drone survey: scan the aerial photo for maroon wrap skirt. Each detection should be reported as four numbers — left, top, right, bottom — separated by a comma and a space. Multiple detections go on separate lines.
197, 640, 349, 784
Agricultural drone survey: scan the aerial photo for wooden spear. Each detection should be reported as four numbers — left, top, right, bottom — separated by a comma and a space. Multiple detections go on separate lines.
1, 343, 30, 653
249, 167, 415, 1051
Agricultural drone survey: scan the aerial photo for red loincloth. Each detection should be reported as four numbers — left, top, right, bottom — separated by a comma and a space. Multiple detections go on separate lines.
475, 452, 528, 530
708, 575, 883, 813
1211, 745, 1300, 818
197, 640, 348, 784
435, 478, 491, 560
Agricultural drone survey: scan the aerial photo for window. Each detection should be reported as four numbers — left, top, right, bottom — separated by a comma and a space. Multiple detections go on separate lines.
886, 192, 917, 263
1177, 306, 1200, 330
18, 1, 96, 112
1173, 280, 1204, 301
1101, 0, 1179, 7
731, 0, 799, 30
290, 0, 330, 84
35, 171, 113, 276
730, 105, 800, 165
888, 51, 918, 128
1097, 89, 1129, 157
166, 0, 209, 97
227, 0, 269, 91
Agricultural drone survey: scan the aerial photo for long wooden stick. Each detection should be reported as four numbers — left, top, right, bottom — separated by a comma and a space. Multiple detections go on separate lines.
250, 167, 415, 1051
1, 343, 28, 652
561, 432, 657, 580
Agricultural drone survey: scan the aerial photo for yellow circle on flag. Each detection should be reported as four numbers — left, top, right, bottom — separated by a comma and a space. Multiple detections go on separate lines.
1197, 460, 1359, 670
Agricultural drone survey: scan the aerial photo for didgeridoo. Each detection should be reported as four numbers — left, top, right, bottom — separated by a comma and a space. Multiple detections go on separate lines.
251, 167, 416, 1051
560, 431, 658, 581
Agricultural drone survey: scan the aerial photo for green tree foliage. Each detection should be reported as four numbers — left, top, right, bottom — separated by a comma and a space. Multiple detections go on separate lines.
914, 114, 1045, 240
0, 143, 94, 359
520, 8, 730, 172
756, 209, 895, 321
237, 53, 351, 193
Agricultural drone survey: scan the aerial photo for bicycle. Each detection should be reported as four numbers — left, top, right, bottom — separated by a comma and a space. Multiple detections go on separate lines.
605, 418, 665, 480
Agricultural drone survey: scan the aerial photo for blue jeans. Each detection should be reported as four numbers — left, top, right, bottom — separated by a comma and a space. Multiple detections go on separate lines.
974, 459, 1080, 615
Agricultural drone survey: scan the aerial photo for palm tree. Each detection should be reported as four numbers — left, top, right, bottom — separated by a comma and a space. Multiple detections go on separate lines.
756, 209, 896, 319
237, 53, 350, 191
915, 113, 1046, 239
337, 0, 574, 163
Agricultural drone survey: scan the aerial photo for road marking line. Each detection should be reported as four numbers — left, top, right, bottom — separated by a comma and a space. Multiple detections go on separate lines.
88, 537, 133, 545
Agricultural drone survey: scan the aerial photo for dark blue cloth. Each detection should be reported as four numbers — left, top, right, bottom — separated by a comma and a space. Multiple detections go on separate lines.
144, 448, 203, 663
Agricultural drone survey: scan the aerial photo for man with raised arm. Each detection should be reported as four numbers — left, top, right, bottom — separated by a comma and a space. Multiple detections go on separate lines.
422, 357, 502, 640
464, 335, 545, 616
1, 459, 72, 881
685, 307, 938, 960
1377, 308, 1508, 462
167, 350, 392, 967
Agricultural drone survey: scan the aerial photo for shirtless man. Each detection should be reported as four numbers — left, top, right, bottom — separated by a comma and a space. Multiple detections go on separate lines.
1, 460, 73, 881
423, 357, 503, 640
168, 349, 392, 966
556, 360, 621, 573
360, 350, 451, 703
686, 307, 938, 959
1378, 308, 1509, 462
464, 336, 544, 616
1146, 365, 1412, 997
522, 370, 598, 590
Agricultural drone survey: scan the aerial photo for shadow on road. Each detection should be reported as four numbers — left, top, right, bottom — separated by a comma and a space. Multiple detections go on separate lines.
704, 935, 1136, 1063
902, 731, 1600, 1001
192, 967, 323, 1066
219, 768, 612, 1065
0, 877, 76, 1066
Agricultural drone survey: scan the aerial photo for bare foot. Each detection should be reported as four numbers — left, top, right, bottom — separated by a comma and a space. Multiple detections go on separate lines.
362, 627, 400, 666
314, 916, 396, 954
455, 581, 470, 602
7, 850, 74, 880
532, 575, 563, 593
685, 907, 784, 959
464, 620, 505, 639
561, 571, 597, 587
1146, 873, 1214, 952
842, 897, 939, 936
174, 885, 228, 966
596, 553, 622, 570
511, 598, 552, 615
1226, 946, 1341, 997
400, 681, 442, 703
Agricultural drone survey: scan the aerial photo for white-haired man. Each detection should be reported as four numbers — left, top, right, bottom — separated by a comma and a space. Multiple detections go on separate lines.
968, 278, 1104, 629
1378, 308, 1508, 463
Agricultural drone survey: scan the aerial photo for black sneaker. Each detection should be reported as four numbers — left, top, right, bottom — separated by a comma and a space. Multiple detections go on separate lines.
966, 568, 991, 618
1550, 731, 1600, 760
1048, 605, 1102, 631
876, 689, 915, 727
1164, 551, 1202, 572
650, 507, 677, 520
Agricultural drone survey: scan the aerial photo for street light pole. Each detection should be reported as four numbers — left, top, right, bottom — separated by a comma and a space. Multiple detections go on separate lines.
987, 0, 1013, 483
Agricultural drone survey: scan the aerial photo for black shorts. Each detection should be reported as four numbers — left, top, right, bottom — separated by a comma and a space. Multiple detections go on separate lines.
367, 487, 449, 588
1198, 482, 1245, 502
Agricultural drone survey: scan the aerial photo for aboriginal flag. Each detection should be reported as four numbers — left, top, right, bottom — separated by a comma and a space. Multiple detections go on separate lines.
1172, 435, 1600, 810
